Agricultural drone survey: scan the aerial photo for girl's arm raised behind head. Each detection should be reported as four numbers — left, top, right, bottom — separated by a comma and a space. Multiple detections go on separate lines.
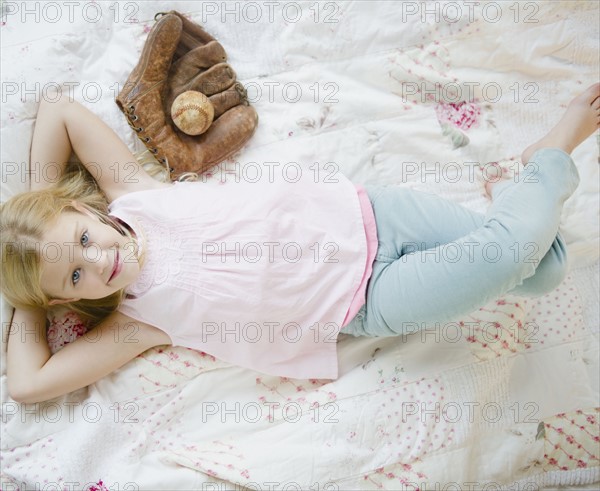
30, 93, 170, 202
7, 308, 168, 404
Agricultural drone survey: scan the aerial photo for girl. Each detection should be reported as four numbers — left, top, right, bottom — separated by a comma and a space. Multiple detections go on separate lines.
2, 84, 599, 404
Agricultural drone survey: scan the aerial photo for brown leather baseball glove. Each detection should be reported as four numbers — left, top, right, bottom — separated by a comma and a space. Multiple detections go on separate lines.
116, 11, 258, 180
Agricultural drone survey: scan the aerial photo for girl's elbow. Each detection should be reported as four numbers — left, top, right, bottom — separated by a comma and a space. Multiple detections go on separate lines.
8, 384, 35, 404
8, 379, 47, 404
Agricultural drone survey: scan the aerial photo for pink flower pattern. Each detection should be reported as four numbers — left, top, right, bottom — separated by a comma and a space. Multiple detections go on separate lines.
435, 101, 481, 130
541, 408, 600, 473
47, 311, 90, 354
87, 481, 109, 491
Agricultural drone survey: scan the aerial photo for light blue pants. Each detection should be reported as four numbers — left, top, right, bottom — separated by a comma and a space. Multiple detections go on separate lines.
340, 148, 581, 337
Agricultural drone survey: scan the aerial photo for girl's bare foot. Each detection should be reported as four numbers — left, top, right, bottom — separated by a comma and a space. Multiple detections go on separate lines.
521, 83, 600, 165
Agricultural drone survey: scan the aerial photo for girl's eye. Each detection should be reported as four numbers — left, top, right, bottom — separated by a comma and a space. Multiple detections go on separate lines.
72, 231, 89, 286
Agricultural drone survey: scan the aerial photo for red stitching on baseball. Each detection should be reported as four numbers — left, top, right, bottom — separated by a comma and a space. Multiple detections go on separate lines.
173, 104, 208, 120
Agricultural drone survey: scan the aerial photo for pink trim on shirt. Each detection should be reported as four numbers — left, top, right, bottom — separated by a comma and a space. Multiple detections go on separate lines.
341, 184, 378, 327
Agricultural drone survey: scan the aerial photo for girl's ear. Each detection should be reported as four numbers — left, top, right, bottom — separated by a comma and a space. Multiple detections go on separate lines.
48, 297, 81, 306
70, 200, 99, 222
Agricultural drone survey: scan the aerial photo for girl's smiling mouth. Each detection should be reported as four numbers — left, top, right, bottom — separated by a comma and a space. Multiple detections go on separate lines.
108, 249, 121, 284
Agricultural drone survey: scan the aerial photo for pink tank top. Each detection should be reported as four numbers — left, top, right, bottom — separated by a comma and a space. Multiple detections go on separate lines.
108, 174, 377, 379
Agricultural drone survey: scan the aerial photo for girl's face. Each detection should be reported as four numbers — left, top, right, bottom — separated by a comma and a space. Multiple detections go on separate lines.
39, 205, 141, 303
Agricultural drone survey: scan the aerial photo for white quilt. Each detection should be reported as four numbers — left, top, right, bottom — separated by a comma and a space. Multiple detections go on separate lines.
1, 1, 599, 489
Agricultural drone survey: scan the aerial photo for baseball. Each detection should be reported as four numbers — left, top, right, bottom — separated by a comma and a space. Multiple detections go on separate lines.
171, 90, 215, 136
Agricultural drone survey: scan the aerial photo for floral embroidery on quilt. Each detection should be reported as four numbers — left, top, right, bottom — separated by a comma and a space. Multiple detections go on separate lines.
540, 408, 600, 472
86, 481, 109, 491
462, 297, 534, 361
163, 440, 252, 483
296, 104, 337, 133
435, 100, 481, 131
134, 346, 221, 395
384, 40, 503, 152
360, 463, 429, 490
254, 375, 339, 423
435, 100, 482, 149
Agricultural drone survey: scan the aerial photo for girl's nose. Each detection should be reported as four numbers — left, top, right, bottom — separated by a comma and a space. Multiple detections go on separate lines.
85, 245, 110, 278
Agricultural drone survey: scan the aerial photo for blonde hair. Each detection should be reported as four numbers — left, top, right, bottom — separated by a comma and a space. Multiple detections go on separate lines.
0, 150, 171, 326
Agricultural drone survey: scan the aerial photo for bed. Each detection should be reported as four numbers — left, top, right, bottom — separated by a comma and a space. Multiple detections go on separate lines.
1, 1, 598, 489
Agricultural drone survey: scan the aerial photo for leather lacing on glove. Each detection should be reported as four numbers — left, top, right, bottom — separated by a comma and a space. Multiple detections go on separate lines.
124, 102, 174, 173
